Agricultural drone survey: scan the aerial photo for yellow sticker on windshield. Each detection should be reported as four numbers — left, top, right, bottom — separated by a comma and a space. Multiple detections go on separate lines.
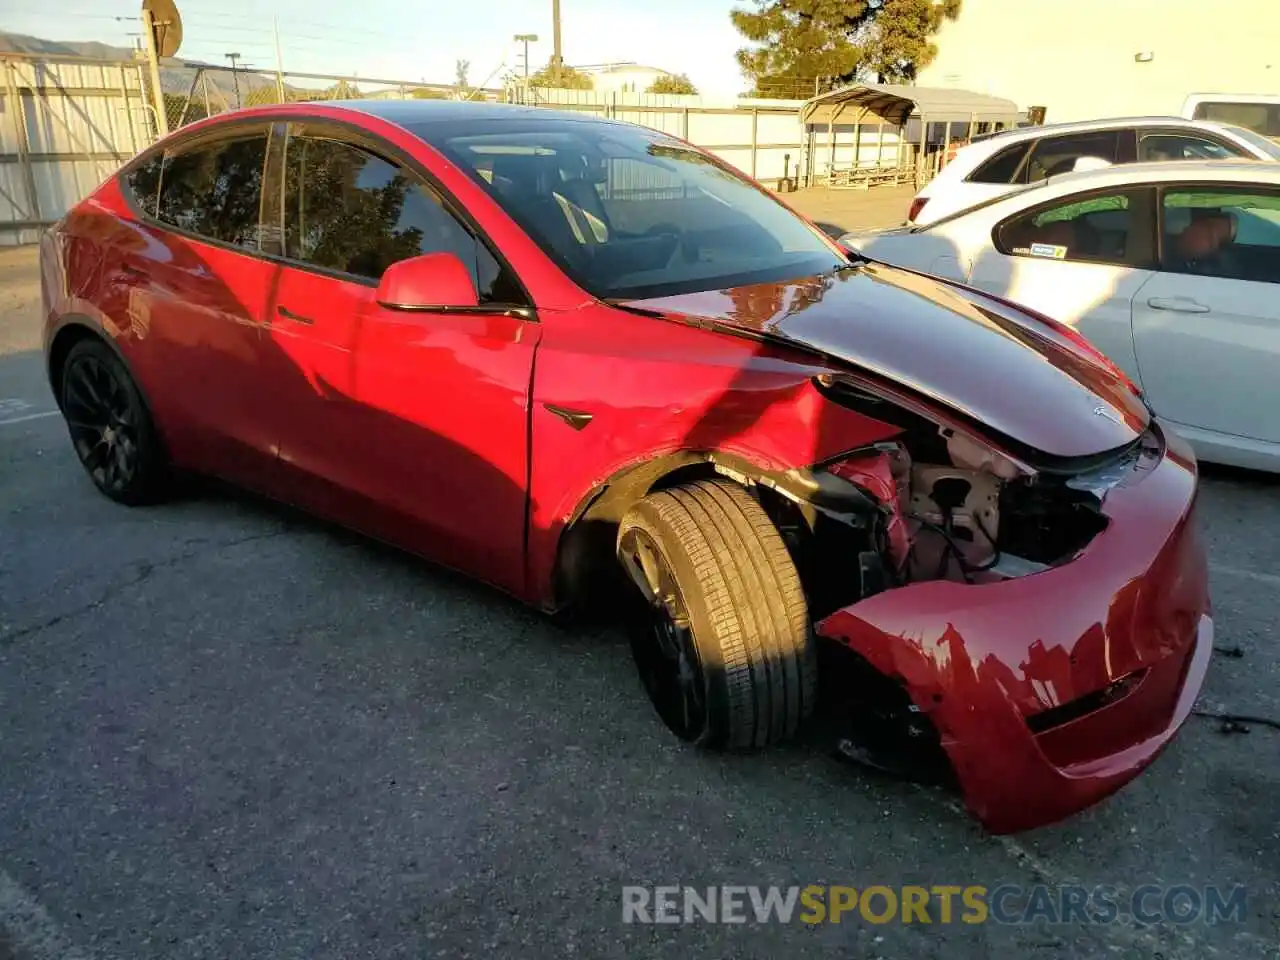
1029, 242, 1068, 260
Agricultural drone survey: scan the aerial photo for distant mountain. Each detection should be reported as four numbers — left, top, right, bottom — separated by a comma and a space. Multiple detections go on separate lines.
0, 30, 466, 108
0, 30, 135, 60
0, 29, 287, 105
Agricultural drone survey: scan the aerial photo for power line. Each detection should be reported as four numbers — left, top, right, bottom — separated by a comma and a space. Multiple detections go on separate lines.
176, 3, 410, 38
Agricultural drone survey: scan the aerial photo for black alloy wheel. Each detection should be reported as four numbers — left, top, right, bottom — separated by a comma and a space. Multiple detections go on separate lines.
619, 525, 709, 742
59, 339, 166, 504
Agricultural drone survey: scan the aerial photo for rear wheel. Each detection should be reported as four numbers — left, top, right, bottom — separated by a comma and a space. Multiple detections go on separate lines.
617, 479, 816, 749
59, 339, 168, 505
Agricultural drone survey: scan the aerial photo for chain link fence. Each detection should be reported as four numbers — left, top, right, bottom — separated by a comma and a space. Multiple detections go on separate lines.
158, 64, 463, 132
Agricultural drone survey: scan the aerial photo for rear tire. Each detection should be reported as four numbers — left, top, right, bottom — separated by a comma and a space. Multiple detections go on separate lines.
59, 338, 168, 505
617, 479, 816, 749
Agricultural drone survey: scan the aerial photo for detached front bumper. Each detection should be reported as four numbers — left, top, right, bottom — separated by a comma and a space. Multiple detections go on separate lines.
816, 425, 1210, 834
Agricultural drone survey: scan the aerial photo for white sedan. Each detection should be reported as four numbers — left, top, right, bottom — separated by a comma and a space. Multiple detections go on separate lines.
840, 161, 1280, 472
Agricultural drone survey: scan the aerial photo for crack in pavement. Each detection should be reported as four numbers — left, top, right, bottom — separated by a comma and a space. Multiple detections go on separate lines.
0, 528, 292, 645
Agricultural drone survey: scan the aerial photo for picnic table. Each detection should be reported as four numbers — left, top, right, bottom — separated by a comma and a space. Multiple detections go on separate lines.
823, 160, 917, 190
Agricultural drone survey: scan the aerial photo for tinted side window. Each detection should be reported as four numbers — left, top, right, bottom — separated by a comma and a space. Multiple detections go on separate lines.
124, 153, 163, 218
155, 134, 268, 248
996, 190, 1146, 266
967, 142, 1031, 184
1139, 134, 1240, 162
1161, 187, 1280, 284
1025, 131, 1120, 183
283, 135, 477, 282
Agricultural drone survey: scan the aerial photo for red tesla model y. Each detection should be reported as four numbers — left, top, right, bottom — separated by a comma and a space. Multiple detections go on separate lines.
40, 100, 1211, 833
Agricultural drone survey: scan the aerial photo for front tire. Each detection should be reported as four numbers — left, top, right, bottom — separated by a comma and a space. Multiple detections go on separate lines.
59, 338, 168, 505
617, 479, 816, 749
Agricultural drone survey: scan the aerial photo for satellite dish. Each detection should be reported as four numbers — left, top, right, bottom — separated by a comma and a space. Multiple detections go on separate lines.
142, 0, 183, 58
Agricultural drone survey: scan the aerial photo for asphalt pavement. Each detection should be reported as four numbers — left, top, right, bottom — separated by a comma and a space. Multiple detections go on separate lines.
1, 244, 1277, 959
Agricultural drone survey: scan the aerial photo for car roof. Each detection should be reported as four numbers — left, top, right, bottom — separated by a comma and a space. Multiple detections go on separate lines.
1039, 159, 1280, 189
327, 98, 619, 129
935, 115, 1256, 182
971, 115, 1239, 148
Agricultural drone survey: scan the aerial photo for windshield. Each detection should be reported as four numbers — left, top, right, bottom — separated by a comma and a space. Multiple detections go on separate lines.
422, 120, 843, 300
1221, 124, 1280, 160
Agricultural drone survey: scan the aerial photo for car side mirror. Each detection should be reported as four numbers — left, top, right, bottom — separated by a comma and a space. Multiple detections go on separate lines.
375, 252, 479, 311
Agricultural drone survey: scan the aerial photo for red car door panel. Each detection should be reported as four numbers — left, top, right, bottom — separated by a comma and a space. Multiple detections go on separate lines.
266, 127, 536, 595
126, 233, 279, 483
350, 306, 537, 594
111, 127, 281, 487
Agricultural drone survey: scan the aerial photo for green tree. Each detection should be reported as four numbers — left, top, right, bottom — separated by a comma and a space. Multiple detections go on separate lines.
410, 87, 450, 99
453, 60, 471, 98
731, 0, 961, 94
529, 62, 594, 90
647, 73, 699, 95
863, 0, 962, 82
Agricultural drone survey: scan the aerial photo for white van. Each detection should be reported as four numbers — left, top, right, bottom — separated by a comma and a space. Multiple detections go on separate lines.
1182, 94, 1280, 142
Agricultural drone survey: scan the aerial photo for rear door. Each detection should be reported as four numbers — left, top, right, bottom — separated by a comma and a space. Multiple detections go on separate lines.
264, 122, 538, 594
1130, 183, 1280, 443
969, 185, 1158, 381
116, 123, 280, 486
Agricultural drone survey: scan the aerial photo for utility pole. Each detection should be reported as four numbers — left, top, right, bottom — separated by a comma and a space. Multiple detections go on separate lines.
140, 7, 168, 135
551, 0, 562, 80
512, 33, 537, 87
225, 52, 242, 109
273, 17, 286, 103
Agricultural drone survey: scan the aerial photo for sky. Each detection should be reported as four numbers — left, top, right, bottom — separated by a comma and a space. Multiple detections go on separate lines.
3, 0, 753, 97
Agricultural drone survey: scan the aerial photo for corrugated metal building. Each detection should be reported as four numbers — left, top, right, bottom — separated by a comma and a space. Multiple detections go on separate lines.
1, 55, 151, 245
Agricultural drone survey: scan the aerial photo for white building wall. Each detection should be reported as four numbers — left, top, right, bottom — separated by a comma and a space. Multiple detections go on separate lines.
917, 0, 1280, 122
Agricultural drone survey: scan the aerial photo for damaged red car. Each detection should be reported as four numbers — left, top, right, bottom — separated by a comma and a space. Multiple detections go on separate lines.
41, 101, 1211, 833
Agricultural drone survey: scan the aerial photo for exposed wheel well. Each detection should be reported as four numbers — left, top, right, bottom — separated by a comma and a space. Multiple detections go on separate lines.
552, 452, 815, 615
46, 323, 103, 403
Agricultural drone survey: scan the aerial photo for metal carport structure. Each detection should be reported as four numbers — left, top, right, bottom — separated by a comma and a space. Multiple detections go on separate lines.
798, 84, 1021, 187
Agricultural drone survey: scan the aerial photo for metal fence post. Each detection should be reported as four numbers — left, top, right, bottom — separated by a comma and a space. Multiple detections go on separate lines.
118, 63, 140, 154
3, 58, 41, 225
141, 8, 168, 136
750, 107, 758, 178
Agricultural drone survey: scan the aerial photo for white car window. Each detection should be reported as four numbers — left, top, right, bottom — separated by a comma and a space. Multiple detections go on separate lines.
1139, 134, 1239, 162
966, 141, 1032, 184
995, 189, 1153, 267
1160, 187, 1280, 284
1025, 131, 1122, 183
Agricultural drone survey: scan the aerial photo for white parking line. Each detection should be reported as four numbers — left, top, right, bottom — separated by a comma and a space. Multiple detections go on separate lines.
1210, 564, 1280, 588
0, 410, 59, 426
0, 867, 97, 960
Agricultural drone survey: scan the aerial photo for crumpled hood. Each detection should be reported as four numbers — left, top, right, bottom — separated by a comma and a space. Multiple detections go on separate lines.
625, 264, 1150, 461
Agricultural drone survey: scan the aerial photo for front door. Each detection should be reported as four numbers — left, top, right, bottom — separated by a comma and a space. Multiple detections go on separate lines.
1131, 183, 1280, 444
969, 185, 1157, 383
264, 125, 538, 595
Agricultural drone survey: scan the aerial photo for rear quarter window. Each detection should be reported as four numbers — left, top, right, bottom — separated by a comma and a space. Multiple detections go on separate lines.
123, 153, 164, 218
966, 142, 1031, 184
